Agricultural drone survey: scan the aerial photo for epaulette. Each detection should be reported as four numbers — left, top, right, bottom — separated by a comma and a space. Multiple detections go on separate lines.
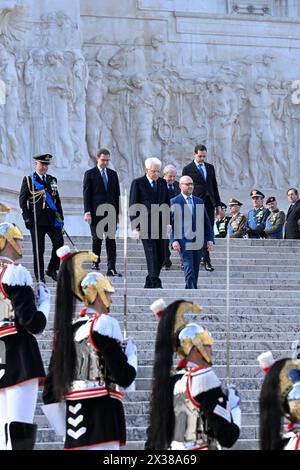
1, 263, 33, 287
93, 314, 123, 342
189, 367, 221, 396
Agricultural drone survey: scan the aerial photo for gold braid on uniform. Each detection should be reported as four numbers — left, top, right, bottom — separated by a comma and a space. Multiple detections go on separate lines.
26, 176, 46, 208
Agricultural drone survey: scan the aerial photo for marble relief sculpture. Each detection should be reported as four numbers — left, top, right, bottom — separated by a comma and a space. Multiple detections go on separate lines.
0, 4, 299, 191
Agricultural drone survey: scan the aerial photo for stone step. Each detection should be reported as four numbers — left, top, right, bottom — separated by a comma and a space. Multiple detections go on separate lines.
16, 235, 300, 450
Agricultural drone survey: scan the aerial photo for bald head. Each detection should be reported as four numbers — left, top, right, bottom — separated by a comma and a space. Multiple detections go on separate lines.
179, 176, 194, 196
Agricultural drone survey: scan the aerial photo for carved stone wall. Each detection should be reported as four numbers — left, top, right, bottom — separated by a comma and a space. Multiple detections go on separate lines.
1, 0, 300, 232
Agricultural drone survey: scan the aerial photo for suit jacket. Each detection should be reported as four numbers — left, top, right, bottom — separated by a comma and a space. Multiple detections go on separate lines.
129, 175, 170, 237
83, 167, 120, 222
19, 173, 63, 226
170, 194, 214, 250
182, 161, 221, 208
284, 199, 300, 239
165, 180, 180, 199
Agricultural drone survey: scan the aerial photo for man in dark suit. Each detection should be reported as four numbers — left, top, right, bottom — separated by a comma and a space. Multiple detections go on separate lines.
19, 154, 64, 282
284, 188, 300, 239
163, 164, 180, 269
170, 176, 214, 289
83, 148, 121, 276
129, 157, 170, 288
182, 144, 221, 272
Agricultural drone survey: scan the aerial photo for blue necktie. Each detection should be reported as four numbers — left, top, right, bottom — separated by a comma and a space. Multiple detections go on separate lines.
186, 196, 193, 211
168, 184, 174, 191
151, 181, 157, 192
101, 170, 108, 191
198, 164, 206, 180
42, 175, 46, 184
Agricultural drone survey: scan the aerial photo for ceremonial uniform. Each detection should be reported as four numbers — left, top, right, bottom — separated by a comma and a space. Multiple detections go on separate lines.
228, 198, 247, 238
146, 299, 241, 450
170, 365, 240, 450
264, 196, 285, 239
0, 223, 50, 450
215, 216, 231, 238
282, 426, 300, 450
246, 190, 270, 239
265, 210, 285, 239
42, 247, 137, 450
43, 308, 136, 450
258, 352, 300, 450
19, 154, 64, 282
228, 214, 247, 238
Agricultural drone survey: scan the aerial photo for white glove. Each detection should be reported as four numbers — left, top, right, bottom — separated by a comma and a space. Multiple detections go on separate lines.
36, 283, 50, 321
123, 338, 138, 372
227, 385, 240, 410
227, 385, 241, 429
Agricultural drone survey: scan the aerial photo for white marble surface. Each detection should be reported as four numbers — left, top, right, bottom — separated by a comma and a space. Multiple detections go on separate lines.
0, 1, 300, 233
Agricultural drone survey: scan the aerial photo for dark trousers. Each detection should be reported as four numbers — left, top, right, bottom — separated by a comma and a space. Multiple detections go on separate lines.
30, 225, 64, 280
163, 240, 172, 267
180, 248, 202, 289
90, 224, 117, 270
141, 239, 165, 288
202, 198, 214, 263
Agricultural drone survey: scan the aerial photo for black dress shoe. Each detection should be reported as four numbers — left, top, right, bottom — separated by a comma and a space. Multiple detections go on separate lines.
91, 262, 99, 270
46, 270, 58, 281
200, 260, 205, 266
107, 269, 122, 277
204, 262, 214, 272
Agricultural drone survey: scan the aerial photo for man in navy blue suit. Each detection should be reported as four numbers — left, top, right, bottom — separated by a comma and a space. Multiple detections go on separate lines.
83, 148, 121, 276
170, 176, 214, 289
182, 144, 221, 272
129, 157, 170, 288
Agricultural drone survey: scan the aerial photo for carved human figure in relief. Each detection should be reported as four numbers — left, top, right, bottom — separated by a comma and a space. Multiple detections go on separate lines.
68, 49, 89, 165
103, 69, 134, 180
45, 50, 74, 167
86, 65, 107, 161
0, 45, 19, 166
209, 77, 239, 187
247, 78, 281, 188
24, 49, 48, 156
129, 73, 170, 174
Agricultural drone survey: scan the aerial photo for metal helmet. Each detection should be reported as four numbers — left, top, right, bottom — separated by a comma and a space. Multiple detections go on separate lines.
286, 366, 300, 422
287, 381, 300, 422
80, 272, 115, 308
0, 222, 23, 256
279, 359, 300, 422
178, 323, 213, 363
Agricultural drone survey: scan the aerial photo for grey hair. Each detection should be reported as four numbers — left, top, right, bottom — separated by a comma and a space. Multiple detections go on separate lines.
163, 164, 177, 175
145, 157, 162, 169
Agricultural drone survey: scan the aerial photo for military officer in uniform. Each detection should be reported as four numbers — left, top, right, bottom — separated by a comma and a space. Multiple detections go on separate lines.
264, 196, 285, 239
246, 190, 270, 239
0, 222, 50, 450
42, 246, 137, 450
215, 202, 231, 238
259, 356, 300, 450
145, 299, 241, 450
19, 154, 64, 282
228, 198, 247, 238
